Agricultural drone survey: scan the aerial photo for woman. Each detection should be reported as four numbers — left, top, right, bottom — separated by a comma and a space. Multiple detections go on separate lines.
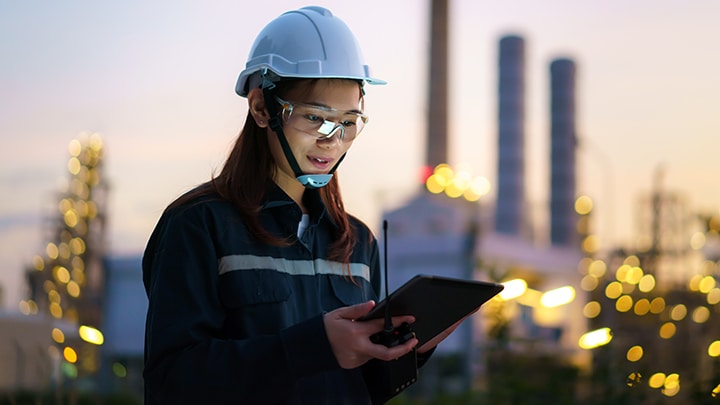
143, 6, 457, 404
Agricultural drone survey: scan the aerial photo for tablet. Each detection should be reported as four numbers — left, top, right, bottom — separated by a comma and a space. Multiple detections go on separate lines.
358, 274, 504, 346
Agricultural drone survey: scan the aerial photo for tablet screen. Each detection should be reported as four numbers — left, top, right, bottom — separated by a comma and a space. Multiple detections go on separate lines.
358, 274, 504, 346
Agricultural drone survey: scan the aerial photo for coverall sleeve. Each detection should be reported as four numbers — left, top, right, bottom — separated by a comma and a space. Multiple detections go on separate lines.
142, 206, 339, 404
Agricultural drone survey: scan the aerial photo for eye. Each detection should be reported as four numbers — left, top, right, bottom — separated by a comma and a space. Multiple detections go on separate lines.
340, 119, 357, 128
304, 113, 323, 123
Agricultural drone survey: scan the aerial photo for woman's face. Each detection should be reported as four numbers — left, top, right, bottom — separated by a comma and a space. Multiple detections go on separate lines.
268, 79, 364, 194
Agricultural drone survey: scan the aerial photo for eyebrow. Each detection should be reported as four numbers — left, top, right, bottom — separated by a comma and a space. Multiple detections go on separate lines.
304, 100, 364, 116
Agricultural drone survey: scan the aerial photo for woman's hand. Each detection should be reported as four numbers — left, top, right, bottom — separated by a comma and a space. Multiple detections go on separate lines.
324, 301, 418, 369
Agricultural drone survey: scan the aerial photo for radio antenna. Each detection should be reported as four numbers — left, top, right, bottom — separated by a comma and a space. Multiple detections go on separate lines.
382, 220, 392, 333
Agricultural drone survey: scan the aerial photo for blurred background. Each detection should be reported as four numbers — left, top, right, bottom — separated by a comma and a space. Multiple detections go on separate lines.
1, 0, 719, 403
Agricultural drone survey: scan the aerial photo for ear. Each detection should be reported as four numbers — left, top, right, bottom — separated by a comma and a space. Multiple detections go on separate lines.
247, 88, 270, 128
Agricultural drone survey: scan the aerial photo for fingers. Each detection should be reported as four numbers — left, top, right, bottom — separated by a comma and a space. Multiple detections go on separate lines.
392, 315, 415, 327
367, 337, 419, 362
334, 300, 375, 320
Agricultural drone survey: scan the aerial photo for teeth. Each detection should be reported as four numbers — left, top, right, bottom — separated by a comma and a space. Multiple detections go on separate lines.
314, 158, 327, 163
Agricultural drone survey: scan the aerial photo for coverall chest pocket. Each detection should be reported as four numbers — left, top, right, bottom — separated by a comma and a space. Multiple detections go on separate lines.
328, 276, 376, 308
219, 269, 294, 336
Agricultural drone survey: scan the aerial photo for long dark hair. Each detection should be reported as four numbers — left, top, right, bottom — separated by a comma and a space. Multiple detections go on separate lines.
171, 79, 358, 266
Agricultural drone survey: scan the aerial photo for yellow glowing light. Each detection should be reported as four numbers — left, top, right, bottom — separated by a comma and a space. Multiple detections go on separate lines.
638, 274, 656, 293
577, 257, 592, 274
59, 198, 72, 214
581, 235, 599, 253
670, 304, 687, 321
713, 383, 720, 398
64, 210, 79, 228
48, 290, 61, 304
663, 373, 680, 391
76, 199, 89, 216
692, 306, 710, 323
46, 243, 59, 260
650, 297, 666, 314
67, 281, 81, 298
69, 238, 86, 255
425, 174, 445, 194
703, 260, 717, 274
580, 275, 598, 291
89, 132, 103, 151
634, 298, 651, 316
63, 347, 78, 363
23, 301, 35, 314
626, 266, 644, 284
18, 301, 30, 315
516, 288, 542, 307
583, 301, 601, 318
624, 255, 640, 266
51, 328, 65, 344
32, 255, 45, 271
616, 295, 633, 312
87, 201, 98, 218
615, 264, 630, 282
579, 327, 612, 349
649, 373, 666, 389
49, 302, 63, 319
43, 281, 55, 293
72, 269, 86, 286
707, 288, 720, 305
659, 322, 676, 339
469, 176, 491, 197
699, 276, 716, 293
72, 256, 85, 270
434, 164, 453, 180
58, 243, 71, 260
708, 340, 720, 357
68, 139, 82, 156
67, 157, 81, 175
575, 195, 594, 215
690, 232, 706, 250
588, 260, 607, 278
54, 266, 70, 284
626, 372, 642, 387
626, 345, 644, 362
662, 384, 680, 397
541, 286, 575, 308
499, 279, 527, 300
79, 325, 104, 345
444, 180, 464, 198
689, 274, 703, 291
605, 281, 623, 299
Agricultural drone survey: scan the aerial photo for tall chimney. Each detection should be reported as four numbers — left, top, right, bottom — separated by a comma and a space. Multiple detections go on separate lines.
495, 35, 526, 236
424, 0, 449, 171
549, 58, 578, 246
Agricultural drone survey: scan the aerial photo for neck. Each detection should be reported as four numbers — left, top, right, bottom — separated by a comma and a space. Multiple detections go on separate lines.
274, 176, 307, 213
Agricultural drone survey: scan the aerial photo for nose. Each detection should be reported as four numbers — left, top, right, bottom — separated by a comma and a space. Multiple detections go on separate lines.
317, 120, 345, 141
317, 129, 343, 149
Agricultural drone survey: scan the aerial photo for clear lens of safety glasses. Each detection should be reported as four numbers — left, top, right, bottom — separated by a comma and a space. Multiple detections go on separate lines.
276, 97, 368, 141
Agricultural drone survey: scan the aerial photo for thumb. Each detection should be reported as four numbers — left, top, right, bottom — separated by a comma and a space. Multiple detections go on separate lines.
334, 300, 375, 320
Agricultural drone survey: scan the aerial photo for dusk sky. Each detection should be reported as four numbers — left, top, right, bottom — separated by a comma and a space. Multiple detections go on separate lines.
1, 0, 719, 309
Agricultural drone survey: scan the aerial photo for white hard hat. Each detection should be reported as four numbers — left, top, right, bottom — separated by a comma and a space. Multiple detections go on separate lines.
235, 6, 386, 97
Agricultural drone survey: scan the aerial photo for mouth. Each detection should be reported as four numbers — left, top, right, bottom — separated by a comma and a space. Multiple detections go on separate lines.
307, 155, 333, 170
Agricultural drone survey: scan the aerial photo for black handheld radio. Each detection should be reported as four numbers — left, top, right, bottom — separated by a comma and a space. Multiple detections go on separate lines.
362, 220, 418, 396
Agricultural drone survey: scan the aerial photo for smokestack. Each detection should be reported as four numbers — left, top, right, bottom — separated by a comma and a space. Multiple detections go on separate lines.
495, 35, 526, 236
424, 0, 449, 171
549, 58, 578, 246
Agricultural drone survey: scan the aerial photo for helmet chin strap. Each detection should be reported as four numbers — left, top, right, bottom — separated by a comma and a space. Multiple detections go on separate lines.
262, 74, 345, 189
